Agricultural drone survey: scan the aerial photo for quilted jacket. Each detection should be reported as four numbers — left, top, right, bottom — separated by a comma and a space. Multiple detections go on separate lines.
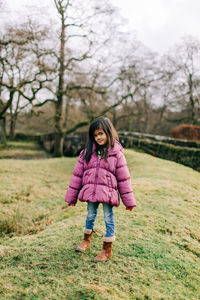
65, 141, 136, 208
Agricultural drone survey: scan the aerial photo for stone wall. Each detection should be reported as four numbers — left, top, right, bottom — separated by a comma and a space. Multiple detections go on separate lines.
38, 132, 87, 156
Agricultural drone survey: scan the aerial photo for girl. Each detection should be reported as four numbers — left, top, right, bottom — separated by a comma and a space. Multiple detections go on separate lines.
65, 117, 136, 262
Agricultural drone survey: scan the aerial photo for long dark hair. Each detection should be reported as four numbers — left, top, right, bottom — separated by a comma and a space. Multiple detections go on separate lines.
83, 117, 119, 163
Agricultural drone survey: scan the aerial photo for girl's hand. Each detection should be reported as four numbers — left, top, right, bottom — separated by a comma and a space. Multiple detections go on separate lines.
68, 203, 75, 207
126, 207, 134, 211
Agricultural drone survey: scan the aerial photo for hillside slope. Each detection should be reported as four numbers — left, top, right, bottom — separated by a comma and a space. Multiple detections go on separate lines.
0, 149, 199, 299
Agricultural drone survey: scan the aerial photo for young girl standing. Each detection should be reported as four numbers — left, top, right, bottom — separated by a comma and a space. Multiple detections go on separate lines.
65, 117, 136, 262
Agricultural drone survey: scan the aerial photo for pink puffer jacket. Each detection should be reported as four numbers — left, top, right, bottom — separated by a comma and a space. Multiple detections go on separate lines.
65, 141, 136, 208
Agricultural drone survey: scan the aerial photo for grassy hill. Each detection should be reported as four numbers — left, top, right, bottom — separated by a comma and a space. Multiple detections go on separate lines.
0, 144, 199, 299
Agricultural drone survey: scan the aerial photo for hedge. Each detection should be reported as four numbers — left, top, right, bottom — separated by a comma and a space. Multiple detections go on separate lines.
118, 131, 200, 148
119, 135, 200, 172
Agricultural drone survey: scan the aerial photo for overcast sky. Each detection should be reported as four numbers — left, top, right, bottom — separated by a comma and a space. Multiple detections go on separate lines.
3, 0, 200, 54
111, 0, 200, 53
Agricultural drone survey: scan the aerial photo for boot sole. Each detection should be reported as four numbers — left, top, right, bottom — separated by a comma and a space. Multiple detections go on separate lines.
76, 248, 85, 252
76, 246, 90, 252
93, 256, 111, 262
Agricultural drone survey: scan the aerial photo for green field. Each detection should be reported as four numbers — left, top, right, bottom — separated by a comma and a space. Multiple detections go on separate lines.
0, 142, 199, 299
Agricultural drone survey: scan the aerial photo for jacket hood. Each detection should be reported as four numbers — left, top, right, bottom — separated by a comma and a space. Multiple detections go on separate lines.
108, 140, 124, 155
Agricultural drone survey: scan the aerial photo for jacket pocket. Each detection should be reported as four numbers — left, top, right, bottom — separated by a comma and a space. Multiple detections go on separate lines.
78, 185, 89, 200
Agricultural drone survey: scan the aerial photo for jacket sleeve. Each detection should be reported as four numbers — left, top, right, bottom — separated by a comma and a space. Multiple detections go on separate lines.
65, 152, 84, 205
115, 151, 136, 208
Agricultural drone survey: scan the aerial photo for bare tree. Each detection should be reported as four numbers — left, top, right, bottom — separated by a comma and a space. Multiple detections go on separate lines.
108, 38, 161, 133
31, 0, 122, 156
0, 21, 55, 142
162, 36, 200, 125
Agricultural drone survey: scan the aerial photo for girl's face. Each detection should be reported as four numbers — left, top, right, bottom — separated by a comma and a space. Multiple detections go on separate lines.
94, 128, 107, 146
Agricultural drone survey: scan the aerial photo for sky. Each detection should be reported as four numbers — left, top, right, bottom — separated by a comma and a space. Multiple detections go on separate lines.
3, 0, 200, 54
110, 0, 200, 53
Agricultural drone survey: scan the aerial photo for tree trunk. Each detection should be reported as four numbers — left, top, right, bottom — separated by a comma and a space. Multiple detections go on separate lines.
188, 74, 196, 124
53, 131, 64, 157
0, 117, 7, 145
112, 107, 117, 128
53, 9, 65, 157
143, 92, 149, 132
9, 114, 17, 140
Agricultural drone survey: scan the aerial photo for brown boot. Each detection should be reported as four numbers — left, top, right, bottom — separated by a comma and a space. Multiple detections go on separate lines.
76, 229, 94, 252
94, 236, 115, 262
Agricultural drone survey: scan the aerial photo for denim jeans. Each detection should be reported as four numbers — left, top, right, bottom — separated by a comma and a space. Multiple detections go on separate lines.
85, 202, 115, 237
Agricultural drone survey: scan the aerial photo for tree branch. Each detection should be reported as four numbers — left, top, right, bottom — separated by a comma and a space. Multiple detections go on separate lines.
63, 89, 139, 135
34, 99, 56, 107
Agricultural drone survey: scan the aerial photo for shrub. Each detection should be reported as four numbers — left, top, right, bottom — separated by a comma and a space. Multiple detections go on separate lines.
171, 124, 200, 142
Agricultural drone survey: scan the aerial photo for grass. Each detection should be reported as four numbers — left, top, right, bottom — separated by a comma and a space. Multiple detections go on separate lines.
0, 141, 200, 299
0, 140, 49, 159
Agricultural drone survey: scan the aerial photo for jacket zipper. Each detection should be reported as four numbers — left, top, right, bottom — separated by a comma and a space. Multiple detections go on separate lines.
93, 156, 101, 197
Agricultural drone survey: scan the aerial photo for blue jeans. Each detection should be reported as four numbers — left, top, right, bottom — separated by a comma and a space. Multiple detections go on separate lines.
85, 202, 115, 237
